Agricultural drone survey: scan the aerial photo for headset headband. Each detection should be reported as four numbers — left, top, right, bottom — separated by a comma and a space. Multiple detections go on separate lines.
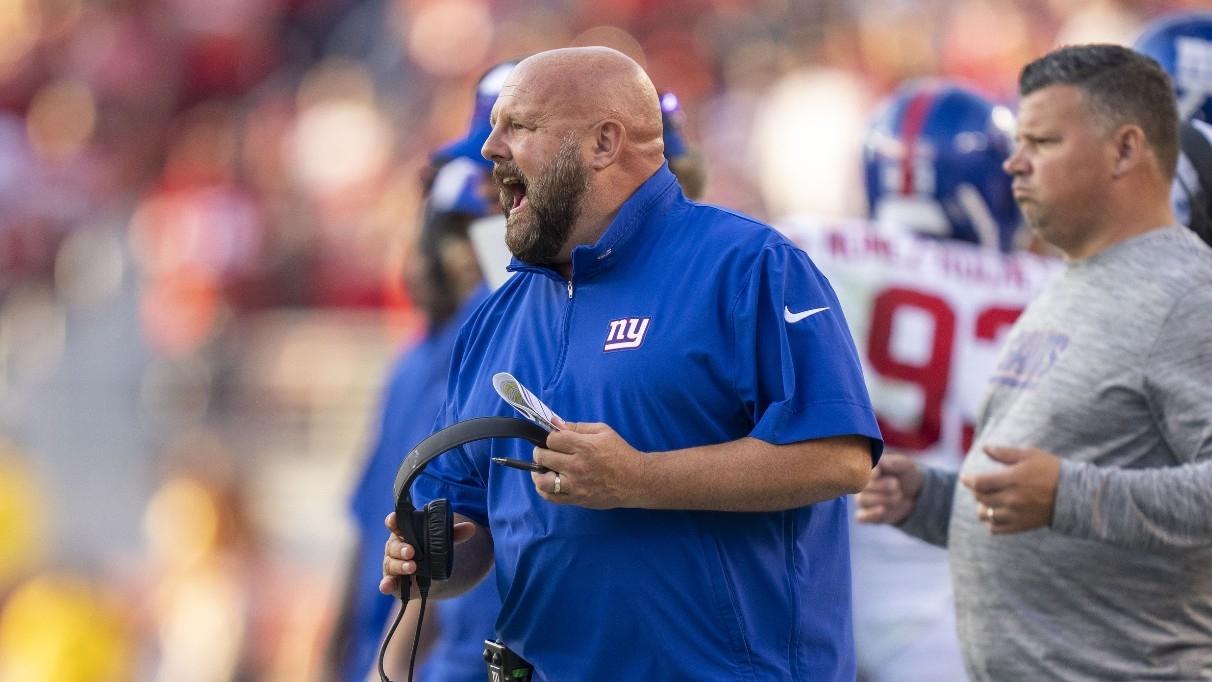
393, 417, 550, 502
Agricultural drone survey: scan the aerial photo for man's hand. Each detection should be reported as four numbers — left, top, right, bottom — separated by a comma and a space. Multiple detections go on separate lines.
855, 453, 922, 525
529, 422, 646, 509
379, 512, 478, 595
960, 445, 1061, 534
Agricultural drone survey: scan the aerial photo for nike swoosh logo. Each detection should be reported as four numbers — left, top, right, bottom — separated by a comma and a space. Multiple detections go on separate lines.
784, 306, 829, 323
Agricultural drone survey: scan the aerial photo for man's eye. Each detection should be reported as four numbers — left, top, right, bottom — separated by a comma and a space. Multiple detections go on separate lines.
1014, 137, 1045, 151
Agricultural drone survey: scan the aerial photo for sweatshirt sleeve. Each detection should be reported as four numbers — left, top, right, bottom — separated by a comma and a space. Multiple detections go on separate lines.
1053, 459, 1212, 550
895, 465, 957, 548
1051, 286, 1212, 550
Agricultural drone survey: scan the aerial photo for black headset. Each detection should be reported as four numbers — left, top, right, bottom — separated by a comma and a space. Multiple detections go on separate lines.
381, 416, 549, 682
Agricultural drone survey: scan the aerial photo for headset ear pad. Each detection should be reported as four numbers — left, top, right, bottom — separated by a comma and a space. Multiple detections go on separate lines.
422, 498, 454, 581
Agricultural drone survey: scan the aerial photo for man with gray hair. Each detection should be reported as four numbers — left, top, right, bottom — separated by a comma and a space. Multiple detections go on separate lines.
857, 44, 1212, 679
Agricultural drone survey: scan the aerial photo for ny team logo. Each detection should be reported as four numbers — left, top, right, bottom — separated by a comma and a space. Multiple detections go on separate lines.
603, 317, 650, 351
990, 330, 1069, 389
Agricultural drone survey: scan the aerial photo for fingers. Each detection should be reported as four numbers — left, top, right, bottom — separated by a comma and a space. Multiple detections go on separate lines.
544, 430, 587, 454
977, 502, 1016, 534
856, 473, 901, 506
854, 504, 888, 524
968, 483, 1009, 510
548, 423, 584, 442
384, 512, 400, 534
961, 471, 1011, 495
983, 444, 1031, 465
972, 496, 1008, 518
379, 575, 398, 594
380, 522, 418, 594
530, 470, 564, 497
854, 497, 910, 525
532, 446, 575, 472
557, 421, 605, 434
530, 469, 554, 491
379, 521, 477, 595
545, 422, 612, 450
855, 474, 902, 524
862, 475, 901, 495
874, 452, 915, 475
383, 555, 417, 580
384, 534, 415, 564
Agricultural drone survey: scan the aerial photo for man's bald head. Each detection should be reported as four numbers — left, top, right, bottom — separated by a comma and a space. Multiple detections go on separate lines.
506, 47, 665, 163
481, 46, 670, 272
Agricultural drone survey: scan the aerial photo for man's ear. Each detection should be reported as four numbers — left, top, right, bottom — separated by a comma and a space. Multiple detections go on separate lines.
1110, 124, 1146, 179
589, 119, 625, 170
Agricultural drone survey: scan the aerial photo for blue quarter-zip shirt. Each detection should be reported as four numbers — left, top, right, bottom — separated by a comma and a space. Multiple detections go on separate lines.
413, 164, 882, 681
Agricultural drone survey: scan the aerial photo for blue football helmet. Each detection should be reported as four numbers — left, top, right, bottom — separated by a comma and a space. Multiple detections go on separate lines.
427, 157, 490, 217
431, 60, 519, 170
863, 79, 1020, 252
1134, 12, 1212, 123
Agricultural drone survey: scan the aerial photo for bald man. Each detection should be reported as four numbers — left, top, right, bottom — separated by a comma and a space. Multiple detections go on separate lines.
381, 47, 882, 681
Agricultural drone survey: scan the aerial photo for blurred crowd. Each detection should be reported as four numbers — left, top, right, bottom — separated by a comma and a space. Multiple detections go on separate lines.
0, 0, 1204, 679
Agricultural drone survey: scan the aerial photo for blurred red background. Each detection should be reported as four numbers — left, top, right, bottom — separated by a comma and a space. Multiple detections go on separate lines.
0, 0, 1199, 678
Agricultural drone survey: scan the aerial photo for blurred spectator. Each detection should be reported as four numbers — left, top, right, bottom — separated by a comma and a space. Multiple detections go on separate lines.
140, 433, 283, 681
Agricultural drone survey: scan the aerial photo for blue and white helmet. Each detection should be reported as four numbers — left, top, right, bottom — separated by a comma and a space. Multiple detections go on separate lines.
863, 79, 1020, 252
431, 60, 519, 170
1134, 12, 1212, 123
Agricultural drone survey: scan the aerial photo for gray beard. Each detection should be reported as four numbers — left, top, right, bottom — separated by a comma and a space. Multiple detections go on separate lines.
498, 136, 589, 265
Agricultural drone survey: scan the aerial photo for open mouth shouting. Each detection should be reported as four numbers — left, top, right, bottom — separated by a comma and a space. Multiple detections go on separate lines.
495, 168, 529, 216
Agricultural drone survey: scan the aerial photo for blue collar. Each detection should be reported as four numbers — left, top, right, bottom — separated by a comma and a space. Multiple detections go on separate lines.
507, 162, 681, 281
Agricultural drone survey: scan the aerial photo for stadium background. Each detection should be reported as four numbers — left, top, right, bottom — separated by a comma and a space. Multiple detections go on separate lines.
0, 0, 1201, 678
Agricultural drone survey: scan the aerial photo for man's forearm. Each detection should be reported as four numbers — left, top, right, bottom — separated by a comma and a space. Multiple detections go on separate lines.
1053, 460, 1212, 550
632, 435, 873, 512
423, 515, 494, 600
896, 465, 956, 548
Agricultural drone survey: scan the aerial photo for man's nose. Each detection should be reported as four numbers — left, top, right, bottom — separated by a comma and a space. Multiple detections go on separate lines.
1003, 147, 1027, 175
482, 123, 508, 164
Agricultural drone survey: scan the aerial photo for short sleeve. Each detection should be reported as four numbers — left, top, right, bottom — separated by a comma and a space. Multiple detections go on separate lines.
1144, 286, 1212, 464
408, 396, 492, 527
731, 243, 883, 461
